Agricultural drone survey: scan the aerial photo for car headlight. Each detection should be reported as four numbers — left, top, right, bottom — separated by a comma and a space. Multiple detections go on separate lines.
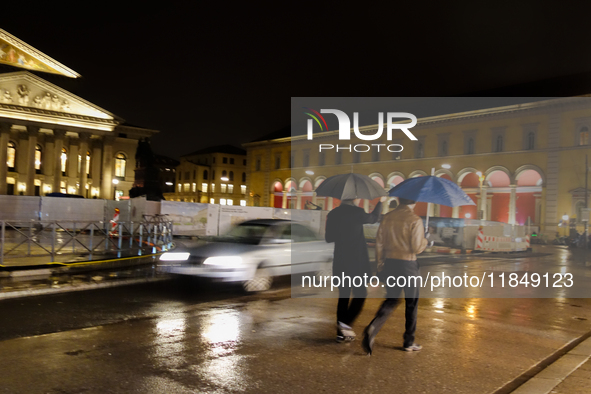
203, 256, 243, 267
160, 252, 190, 261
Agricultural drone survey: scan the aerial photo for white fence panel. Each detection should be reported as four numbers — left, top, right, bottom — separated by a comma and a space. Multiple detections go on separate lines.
218, 206, 273, 235
161, 201, 211, 236
41, 197, 105, 222
0, 196, 40, 221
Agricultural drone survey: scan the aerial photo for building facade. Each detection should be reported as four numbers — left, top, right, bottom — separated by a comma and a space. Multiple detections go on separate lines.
163, 145, 248, 206
244, 97, 591, 236
0, 29, 158, 199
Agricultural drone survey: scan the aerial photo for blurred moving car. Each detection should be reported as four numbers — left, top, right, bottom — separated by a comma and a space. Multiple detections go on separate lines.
157, 219, 334, 292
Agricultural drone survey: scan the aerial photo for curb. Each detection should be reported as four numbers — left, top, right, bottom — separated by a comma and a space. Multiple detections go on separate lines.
0, 277, 167, 300
492, 329, 591, 394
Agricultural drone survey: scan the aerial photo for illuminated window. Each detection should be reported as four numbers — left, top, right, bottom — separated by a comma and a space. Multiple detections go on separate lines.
240, 200, 246, 206
7, 142, 16, 170
202, 183, 208, 193
220, 198, 227, 205
241, 185, 246, 194
61, 147, 68, 174
228, 184, 234, 194
220, 184, 227, 193
211, 184, 215, 193
35, 145, 42, 172
579, 127, 589, 146
177, 183, 182, 192
192, 183, 196, 192
210, 198, 215, 204
115, 153, 127, 177
227, 199, 233, 206
184, 183, 190, 192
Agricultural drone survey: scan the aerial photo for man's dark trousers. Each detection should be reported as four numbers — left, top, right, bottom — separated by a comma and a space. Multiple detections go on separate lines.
368, 258, 420, 347
337, 285, 367, 327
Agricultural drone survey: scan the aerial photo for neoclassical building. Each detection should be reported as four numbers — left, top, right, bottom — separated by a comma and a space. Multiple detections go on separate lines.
245, 97, 591, 235
0, 29, 157, 199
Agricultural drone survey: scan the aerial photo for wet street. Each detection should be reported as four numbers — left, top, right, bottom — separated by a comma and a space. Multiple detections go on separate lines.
1, 246, 590, 393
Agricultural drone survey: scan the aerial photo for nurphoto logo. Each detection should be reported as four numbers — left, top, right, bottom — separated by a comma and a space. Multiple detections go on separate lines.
303, 108, 417, 153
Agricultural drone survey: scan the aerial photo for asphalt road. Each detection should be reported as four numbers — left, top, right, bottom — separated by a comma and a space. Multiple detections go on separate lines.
0, 246, 590, 393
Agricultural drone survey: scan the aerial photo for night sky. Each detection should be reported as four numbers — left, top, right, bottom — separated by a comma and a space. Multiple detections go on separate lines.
3, 3, 591, 159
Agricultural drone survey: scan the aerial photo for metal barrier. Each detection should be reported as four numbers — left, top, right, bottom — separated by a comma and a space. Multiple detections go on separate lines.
0, 215, 174, 265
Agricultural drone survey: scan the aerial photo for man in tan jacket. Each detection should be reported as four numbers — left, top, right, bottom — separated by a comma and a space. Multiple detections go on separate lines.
362, 197, 429, 355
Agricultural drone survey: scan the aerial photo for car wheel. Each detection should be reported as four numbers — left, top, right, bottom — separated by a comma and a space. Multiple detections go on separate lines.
243, 267, 273, 292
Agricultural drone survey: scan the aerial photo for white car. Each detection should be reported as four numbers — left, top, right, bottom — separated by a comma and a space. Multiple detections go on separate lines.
157, 219, 334, 292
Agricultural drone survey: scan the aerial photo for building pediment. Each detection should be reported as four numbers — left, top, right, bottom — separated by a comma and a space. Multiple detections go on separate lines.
0, 29, 80, 78
0, 72, 121, 131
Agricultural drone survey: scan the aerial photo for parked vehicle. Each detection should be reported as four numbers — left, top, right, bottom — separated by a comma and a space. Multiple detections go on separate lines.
157, 219, 334, 292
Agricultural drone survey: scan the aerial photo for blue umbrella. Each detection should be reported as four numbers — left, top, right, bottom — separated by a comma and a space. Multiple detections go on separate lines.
388, 176, 476, 231
388, 176, 476, 207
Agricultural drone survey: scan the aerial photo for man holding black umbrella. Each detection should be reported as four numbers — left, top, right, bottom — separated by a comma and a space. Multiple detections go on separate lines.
362, 197, 429, 355
325, 197, 384, 342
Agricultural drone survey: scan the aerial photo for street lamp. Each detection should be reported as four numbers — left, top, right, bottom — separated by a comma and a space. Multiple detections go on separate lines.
112, 179, 119, 200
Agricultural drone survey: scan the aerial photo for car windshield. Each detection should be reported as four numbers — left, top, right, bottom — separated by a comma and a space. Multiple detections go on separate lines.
218, 223, 271, 244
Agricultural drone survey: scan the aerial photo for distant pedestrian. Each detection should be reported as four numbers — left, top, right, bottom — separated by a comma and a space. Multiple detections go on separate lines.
362, 197, 429, 355
325, 197, 384, 342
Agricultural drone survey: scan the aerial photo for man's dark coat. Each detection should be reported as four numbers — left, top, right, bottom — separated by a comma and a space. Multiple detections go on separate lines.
325, 202, 382, 277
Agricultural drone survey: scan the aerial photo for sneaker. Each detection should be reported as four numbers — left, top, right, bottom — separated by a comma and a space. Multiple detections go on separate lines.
336, 321, 356, 342
403, 343, 422, 352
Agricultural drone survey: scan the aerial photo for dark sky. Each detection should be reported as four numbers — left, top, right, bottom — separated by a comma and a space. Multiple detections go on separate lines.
3, 2, 591, 159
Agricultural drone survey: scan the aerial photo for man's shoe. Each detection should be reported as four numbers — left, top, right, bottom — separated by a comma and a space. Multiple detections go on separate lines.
361, 326, 375, 356
403, 343, 422, 352
336, 321, 356, 342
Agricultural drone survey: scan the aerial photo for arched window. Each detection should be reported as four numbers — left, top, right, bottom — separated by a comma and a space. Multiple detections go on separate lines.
527, 132, 535, 150
229, 171, 234, 181
35, 144, 42, 173
242, 172, 246, 182
115, 153, 127, 177
579, 127, 589, 146
496, 135, 503, 152
222, 170, 227, 178
203, 170, 208, 180
61, 147, 68, 175
467, 138, 474, 154
7, 141, 16, 171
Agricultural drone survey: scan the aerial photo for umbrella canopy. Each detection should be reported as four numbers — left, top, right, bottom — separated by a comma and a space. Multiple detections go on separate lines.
316, 173, 388, 200
388, 176, 476, 207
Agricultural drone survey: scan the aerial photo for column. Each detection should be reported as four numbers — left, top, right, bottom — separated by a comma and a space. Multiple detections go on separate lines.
91, 140, 102, 197
480, 185, 488, 220
25, 126, 39, 196
296, 191, 302, 210
312, 192, 317, 205
508, 184, 517, 225
52, 129, 66, 193
452, 206, 459, 218
363, 199, 369, 213
78, 132, 90, 196
0, 122, 10, 195
534, 192, 542, 225
327, 197, 333, 210
101, 136, 114, 199
281, 191, 287, 209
